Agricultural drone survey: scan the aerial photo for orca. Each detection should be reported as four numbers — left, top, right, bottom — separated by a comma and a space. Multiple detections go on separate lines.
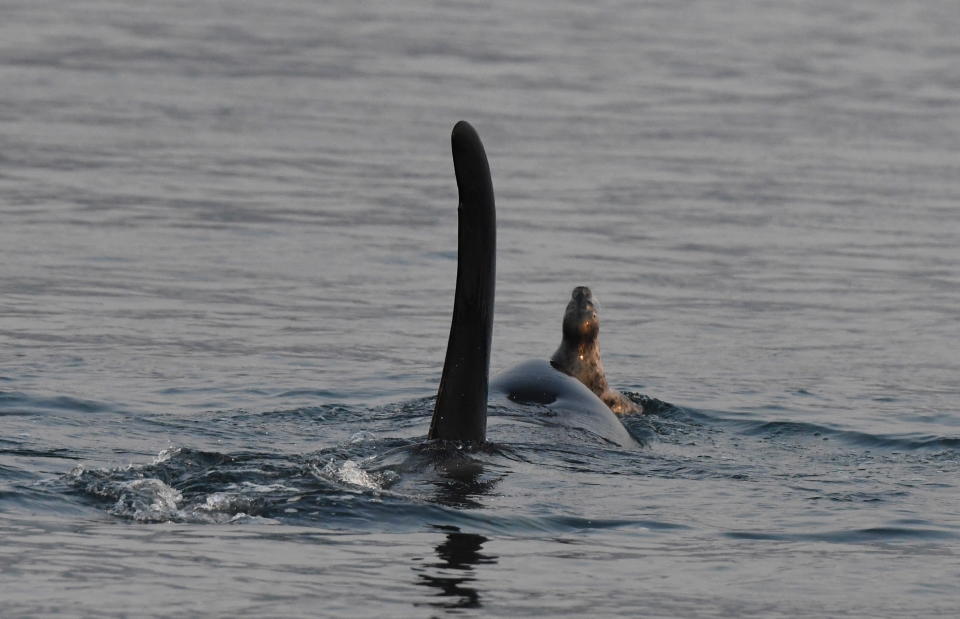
427, 121, 636, 448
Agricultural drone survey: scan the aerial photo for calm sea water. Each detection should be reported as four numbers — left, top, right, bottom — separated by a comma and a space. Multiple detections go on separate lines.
2, 1, 959, 616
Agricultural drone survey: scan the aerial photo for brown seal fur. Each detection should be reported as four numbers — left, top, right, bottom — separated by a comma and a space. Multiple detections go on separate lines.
549, 286, 642, 415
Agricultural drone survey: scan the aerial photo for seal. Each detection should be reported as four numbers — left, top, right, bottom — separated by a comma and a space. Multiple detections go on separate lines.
427, 121, 636, 447
549, 286, 643, 415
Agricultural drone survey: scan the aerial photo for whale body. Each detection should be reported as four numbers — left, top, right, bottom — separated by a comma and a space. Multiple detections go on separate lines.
490, 360, 637, 448
427, 121, 635, 449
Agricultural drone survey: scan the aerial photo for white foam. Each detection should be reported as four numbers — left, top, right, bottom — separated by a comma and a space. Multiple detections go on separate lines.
109, 478, 183, 522
348, 431, 376, 444
314, 458, 383, 491
153, 446, 180, 464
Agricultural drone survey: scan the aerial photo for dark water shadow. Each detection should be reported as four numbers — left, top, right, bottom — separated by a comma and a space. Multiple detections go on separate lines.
393, 440, 505, 509
412, 454, 499, 610
413, 525, 498, 610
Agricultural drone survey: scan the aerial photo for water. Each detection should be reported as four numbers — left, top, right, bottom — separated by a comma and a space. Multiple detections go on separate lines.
2, 0, 959, 616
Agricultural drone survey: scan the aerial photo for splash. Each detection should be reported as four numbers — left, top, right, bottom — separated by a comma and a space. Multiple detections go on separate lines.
107, 478, 183, 522
314, 458, 387, 491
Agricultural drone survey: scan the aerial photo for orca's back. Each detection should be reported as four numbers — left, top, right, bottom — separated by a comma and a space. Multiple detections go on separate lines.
490, 360, 637, 448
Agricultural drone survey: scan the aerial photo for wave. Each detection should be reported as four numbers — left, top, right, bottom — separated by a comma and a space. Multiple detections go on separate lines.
59, 442, 690, 535
725, 525, 959, 543
732, 418, 960, 451
0, 390, 118, 415
660, 405, 960, 452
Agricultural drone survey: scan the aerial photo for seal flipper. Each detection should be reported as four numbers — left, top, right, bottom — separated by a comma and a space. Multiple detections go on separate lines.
428, 121, 496, 443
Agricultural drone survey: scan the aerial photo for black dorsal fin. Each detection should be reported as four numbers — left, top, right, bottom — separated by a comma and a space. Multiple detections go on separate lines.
428, 121, 496, 443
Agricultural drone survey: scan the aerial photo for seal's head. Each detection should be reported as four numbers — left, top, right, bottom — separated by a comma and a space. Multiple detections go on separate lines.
552, 286, 643, 416
562, 286, 600, 344
554, 286, 605, 394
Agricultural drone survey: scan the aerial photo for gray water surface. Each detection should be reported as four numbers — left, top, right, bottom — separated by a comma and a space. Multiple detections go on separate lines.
2, 1, 959, 617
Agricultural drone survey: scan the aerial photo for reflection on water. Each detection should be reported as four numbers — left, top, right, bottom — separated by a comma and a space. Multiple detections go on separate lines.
419, 442, 505, 508
414, 525, 497, 610
431, 476, 499, 509
412, 449, 499, 608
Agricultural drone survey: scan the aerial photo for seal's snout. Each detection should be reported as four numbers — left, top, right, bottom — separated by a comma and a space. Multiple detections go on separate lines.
562, 285, 600, 342
570, 285, 598, 316
571, 286, 598, 313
